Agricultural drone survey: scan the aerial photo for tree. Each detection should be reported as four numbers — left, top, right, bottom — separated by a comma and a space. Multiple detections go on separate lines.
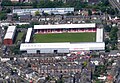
32, 1, 37, 8
115, 8, 119, 14
10, 45, 21, 54
1, 0, 12, 6
30, 21, 39, 28
109, 26, 118, 39
0, 12, 7, 20
6, 8, 12, 13
88, 9, 92, 16
107, 8, 115, 15
35, 11, 40, 16
109, 26, 118, 50
104, 25, 111, 32
42, 12, 49, 16
51, 12, 54, 16
105, 38, 110, 45
4, 26, 8, 30
13, 13, 19, 21
16, 24, 30, 28
105, 46, 110, 52
66, 12, 72, 16
100, 7, 107, 13
57, 79, 64, 83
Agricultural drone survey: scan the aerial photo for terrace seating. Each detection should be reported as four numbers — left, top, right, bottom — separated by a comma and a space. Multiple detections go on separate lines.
35, 28, 97, 34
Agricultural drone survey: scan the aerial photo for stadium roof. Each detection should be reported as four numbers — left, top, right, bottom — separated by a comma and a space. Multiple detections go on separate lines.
13, 8, 74, 15
25, 28, 32, 43
13, 8, 74, 13
34, 23, 96, 29
4, 26, 16, 39
70, 42, 105, 50
96, 28, 103, 42
20, 43, 69, 50
20, 42, 105, 51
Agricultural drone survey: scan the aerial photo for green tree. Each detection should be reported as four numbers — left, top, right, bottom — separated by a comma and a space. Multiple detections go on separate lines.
13, 13, 19, 21
115, 8, 119, 14
57, 79, 64, 83
104, 25, 111, 32
32, 1, 37, 8
105, 46, 110, 52
105, 38, 110, 45
30, 21, 39, 28
88, 9, 92, 16
42, 12, 49, 16
0, 12, 7, 20
101, 0, 109, 6
109, 26, 118, 50
10, 45, 21, 54
6, 8, 12, 13
16, 24, 30, 28
107, 8, 115, 15
35, 11, 40, 16
1, 0, 12, 6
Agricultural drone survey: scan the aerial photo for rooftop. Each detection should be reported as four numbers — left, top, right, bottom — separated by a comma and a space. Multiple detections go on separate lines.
4, 26, 16, 39
34, 23, 96, 29
25, 28, 32, 43
20, 42, 105, 51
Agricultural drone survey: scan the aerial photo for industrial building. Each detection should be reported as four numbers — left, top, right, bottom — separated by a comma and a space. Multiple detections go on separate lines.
20, 42, 105, 54
3, 26, 16, 45
13, 8, 74, 15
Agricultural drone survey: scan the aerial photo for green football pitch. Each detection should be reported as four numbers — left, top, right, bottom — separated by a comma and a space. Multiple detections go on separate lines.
33, 32, 96, 43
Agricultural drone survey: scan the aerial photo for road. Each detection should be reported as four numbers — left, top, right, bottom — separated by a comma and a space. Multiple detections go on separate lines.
109, 0, 120, 12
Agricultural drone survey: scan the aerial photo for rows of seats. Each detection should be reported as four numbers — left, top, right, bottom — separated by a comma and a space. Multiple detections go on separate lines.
35, 28, 96, 34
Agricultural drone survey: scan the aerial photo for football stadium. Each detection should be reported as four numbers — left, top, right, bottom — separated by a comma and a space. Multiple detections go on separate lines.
20, 23, 105, 53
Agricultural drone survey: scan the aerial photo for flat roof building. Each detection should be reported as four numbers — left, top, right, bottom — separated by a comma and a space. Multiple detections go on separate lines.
34, 23, 96, 30
25, 28, 32, 43
96, 28, 103, 42
13, 8, 74, 15
4, 26, 16, 45
20, 42, 105, 53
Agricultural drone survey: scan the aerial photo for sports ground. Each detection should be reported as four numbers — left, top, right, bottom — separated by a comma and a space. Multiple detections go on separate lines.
33, 32, 96, 43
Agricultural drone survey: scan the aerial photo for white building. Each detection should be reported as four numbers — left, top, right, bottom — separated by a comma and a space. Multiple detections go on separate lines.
3, 26, 16, 45
25, 28, 32, 43
20, 42, 105, 53
13, 8, 74, 15
96, 28, 103, 42
34, 23, 96, 30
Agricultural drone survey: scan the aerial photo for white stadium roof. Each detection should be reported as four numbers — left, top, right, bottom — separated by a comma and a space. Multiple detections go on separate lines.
25, 28, 32, 43
20, 42, 105, 51
96, 28, 103, 42
70, 42, 105, 50
20, 43, 69, 50
4, 26, 16, 39
34, 23, 96, 29
13, 8, 74, 15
